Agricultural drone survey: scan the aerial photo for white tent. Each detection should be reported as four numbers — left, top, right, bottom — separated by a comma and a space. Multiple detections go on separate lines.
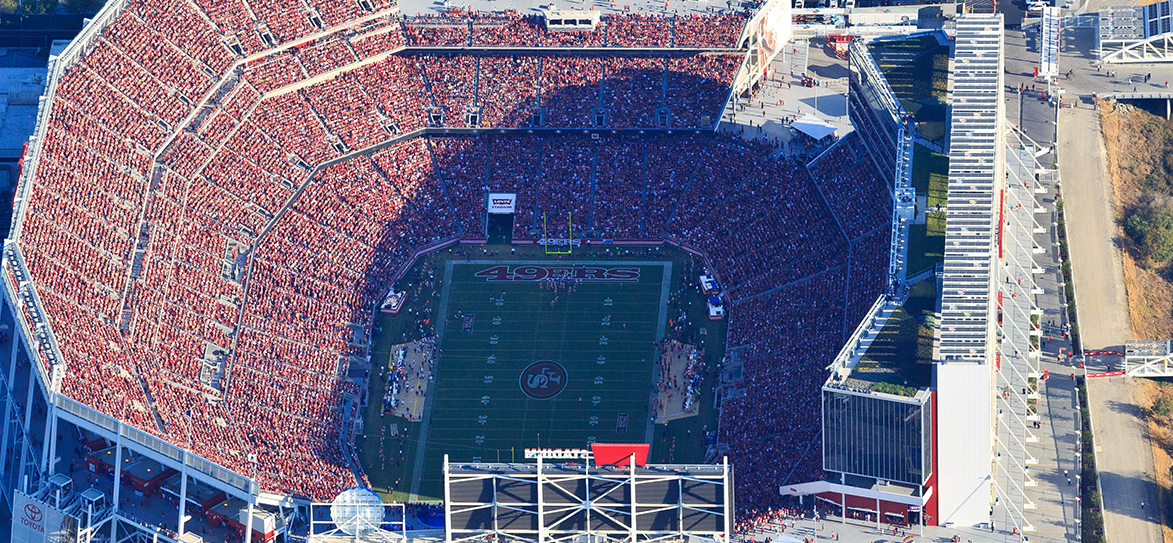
791, 114, 837, 140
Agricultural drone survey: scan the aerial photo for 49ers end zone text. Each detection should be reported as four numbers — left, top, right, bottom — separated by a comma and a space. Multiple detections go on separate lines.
474, 265, 641, 282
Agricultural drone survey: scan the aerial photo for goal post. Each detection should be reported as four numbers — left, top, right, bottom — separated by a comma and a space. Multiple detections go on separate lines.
542, 212, 573, 255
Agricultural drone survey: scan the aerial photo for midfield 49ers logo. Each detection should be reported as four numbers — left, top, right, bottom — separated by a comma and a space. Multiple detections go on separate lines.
475, 265, 640, 282
520, 361, 568, 400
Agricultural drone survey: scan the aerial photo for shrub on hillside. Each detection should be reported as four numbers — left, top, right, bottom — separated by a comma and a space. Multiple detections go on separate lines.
1126, 201, 1173, 263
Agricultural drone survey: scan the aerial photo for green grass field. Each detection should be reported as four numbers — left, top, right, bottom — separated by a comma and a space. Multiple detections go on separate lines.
357, 245, 723, 503
907, 211, 946, 276
871, 37, 950, 144
849, 279, 937, 395
911, 143, 949, 209
418, 260, 667, 493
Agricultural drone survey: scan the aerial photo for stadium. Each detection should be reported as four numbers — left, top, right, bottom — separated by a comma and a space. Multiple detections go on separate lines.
0, 0, 1034, 540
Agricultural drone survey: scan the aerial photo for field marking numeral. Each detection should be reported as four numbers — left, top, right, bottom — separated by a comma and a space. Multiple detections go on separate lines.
481, 395, 491, 405
589, 416, 599, 426
601, 315, 611, 326
603, 298, 613, 306
494, 297, 504, 307
592, 396, 602, 406
484, 375, 494, 384
594, 376, 605, 385
486, 355, 497, 365
492, 316, 502, 325
475, 435, 485, 445
597, 355, 606, 365
587, 436, 597, 444
478, 415, 488, 425
599, 336, 608, 345
489, 335, 499, 345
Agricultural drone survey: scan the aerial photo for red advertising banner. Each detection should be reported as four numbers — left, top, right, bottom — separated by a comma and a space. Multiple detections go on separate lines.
591, 443, 650, 467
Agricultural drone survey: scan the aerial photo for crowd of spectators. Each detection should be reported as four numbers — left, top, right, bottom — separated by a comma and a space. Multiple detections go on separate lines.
601, 57, 664, 127
57, 60, 172, 150
103, 15, 214, 105
21, 124, 892, 503
541, 56, 606, 127
243, 52, 308, 94
350, 55, 431, 135
251, 92, 339, 165
181, 0, 394, 57
429, 137, 492, 236
807, 133, 894, 235
369, 140, 461, 241
846, 225, 892, 326
348, 18, 408, 59
722, 268, 850, 511
403, 11, 746, 48
606, 13, 672, 47
413, 51, 736, 130
229, 45, 741, 132
127, 0, 237, 74
417, 133, 888, 517
475, 56, 540, 127
302, 74, 389, 151
472, 15, 540, 47
403, 13, 473, 46
735, 502, 840, 536
17, 0, 891, 513
296, 38, 359, 78
592, 136, 648, 239
674, 12, 747, 48
667, 55, 742, 128
419, 55, 479, 127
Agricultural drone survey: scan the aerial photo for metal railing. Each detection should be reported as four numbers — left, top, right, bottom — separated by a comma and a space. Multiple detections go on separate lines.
53, 394, 255, 498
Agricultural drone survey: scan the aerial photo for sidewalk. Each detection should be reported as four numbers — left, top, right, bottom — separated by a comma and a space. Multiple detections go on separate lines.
718, 46, 853, 159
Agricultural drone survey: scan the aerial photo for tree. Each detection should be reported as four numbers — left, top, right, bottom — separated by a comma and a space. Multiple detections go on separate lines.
63, 0, 101, 14
31, 0, 59, 14
0, 0, 61, 16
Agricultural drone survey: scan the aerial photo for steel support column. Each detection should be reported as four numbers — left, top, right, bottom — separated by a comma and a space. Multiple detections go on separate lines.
178, 455, 188, 536
629, 455, 637, 543
444, 454, 453, 543
17, 364, 34, 488
244, 500, 254, 543
111, 429, 123, 542
537, 456, 545, 543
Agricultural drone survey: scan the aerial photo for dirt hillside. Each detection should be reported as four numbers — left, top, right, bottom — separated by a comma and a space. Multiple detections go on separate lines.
1100, 101, 1173, 339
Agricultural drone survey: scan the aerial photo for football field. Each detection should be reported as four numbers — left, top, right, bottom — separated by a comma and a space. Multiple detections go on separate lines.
410, 260, 671, 498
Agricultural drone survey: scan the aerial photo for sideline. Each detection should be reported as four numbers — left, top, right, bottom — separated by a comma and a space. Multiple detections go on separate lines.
407, 259, 457, 501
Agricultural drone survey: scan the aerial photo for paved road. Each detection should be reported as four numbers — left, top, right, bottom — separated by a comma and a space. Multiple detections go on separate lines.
1090, 374, 1164, 543
1056, 94, 1161, 543
1056, 102, 1131, 351
1041, 24, 1164, 543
